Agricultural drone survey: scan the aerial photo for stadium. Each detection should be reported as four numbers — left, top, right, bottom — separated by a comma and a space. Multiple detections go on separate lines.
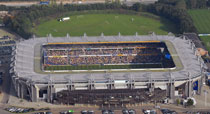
10, 34, 206, 105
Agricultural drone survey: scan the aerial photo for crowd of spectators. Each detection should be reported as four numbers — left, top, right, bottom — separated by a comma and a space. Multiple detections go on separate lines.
43, 43, 166, 66
46, 48, 160, 56
66, 55, 161, 65
46, 57, 68, 65
43, 42, 164, 50
47, 50, 67, 56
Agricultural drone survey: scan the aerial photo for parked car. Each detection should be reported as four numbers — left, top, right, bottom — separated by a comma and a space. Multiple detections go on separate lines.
128, 109, 136, 114
46, 111, 53, 114
143, 109, 156, 114
102, 110, 109, 114
87, 110, 94, 114
81, 110, 88, 114
161, 108, 176, 114
60, 110, 73, 114
109, 110, 114, 114
60, 111, 68, 114
122, 109, 129, 114
5, 107, 35, 113
33, 112, 45, 114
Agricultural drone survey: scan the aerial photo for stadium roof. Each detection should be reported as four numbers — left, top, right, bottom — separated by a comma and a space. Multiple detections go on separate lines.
14, 35, 205, 83
184, 33, 205, 49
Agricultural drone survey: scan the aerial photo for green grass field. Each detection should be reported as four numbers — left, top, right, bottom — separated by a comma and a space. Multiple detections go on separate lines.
188, 9, 210, 52
200, 36, 210, 52
33, 13, 177, 37
188, 9, 210, 34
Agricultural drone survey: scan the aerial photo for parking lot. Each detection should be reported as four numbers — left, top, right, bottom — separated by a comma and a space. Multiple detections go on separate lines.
2, 104, 165, 114
29, 106, 164, 114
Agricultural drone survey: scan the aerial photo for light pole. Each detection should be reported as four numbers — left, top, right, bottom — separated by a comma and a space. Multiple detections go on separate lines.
203, 90, 208, 107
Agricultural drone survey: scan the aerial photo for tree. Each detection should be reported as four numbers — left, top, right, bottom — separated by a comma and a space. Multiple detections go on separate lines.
207, 0, 210, 7
146, 0, 197, 33
186, 98, 194, 106
196, 0, 207, 8
186, 0, 197, 9
131, 3, 142, 12
176, 99, 180, 106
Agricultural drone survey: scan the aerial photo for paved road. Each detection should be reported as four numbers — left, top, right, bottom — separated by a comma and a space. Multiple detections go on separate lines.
0, 1, 101, 7
0, 64, 11, 104
23, 104, 210, 114
0, 0, 157, 7
0, 103, 12, 114
0, 109, 12, 114
0, 1, 38, 7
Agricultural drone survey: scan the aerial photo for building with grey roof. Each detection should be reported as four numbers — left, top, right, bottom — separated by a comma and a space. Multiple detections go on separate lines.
10, 35, 207, 103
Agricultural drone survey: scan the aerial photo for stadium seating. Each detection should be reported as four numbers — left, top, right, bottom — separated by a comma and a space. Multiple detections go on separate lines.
43, 42, 168, 66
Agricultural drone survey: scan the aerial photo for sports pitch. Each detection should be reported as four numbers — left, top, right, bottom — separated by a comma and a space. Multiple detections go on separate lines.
200, 36, 210, 52
188, 9, 210, 51
33, 13, 177, 37
188, 9, 210, 34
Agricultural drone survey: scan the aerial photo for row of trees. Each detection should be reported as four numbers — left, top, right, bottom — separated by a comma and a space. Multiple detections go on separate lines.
145, 0, 197, 33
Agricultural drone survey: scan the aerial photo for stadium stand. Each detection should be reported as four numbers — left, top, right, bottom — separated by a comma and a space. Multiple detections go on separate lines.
43, 42, 175, 69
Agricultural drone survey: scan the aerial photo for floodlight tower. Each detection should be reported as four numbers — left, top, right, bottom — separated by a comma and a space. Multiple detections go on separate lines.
47, 74, 54, 103
88, 73, 95, 90
64, 74, 74, 91
169, 72, 175, 100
